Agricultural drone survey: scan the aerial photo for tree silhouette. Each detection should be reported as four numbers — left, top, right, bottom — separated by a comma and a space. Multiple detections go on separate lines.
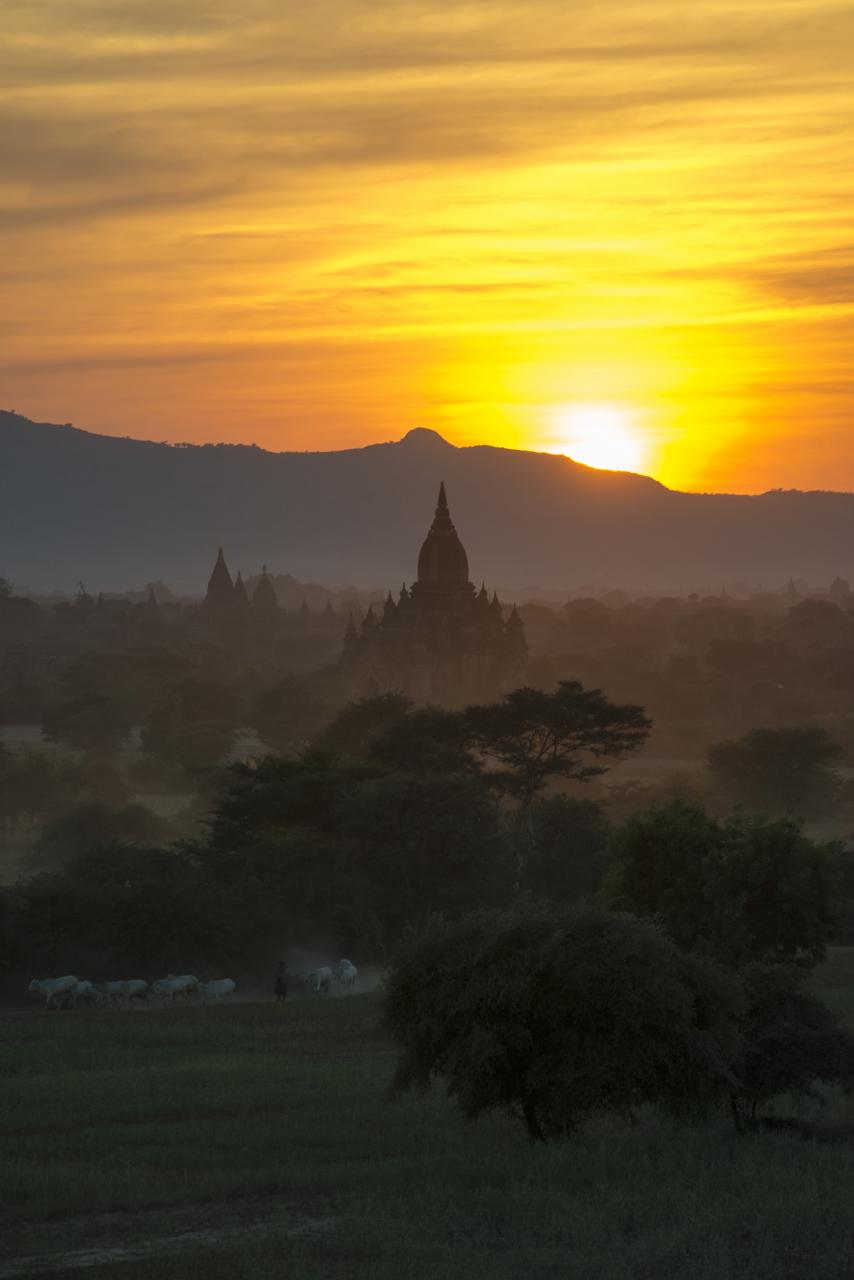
464, 680, 650, 807
707, 726, 843, 816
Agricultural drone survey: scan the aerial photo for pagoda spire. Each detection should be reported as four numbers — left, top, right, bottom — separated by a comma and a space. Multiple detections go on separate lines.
252, 564, 279, 610
416, 481, 470, 587
233, 571, 249, 609
203, 547, 235, 610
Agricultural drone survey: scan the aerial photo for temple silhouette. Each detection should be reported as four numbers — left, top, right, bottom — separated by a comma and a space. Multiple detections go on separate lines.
341, 483, 527, 705
83, 484, 527, 707
203, 551, 283, 616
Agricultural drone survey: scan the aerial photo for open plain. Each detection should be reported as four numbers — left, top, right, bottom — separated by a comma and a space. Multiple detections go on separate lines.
2, 953, 854, 1279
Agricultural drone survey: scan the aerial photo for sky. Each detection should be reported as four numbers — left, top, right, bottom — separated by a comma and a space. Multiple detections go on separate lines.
2, 0, 853, 492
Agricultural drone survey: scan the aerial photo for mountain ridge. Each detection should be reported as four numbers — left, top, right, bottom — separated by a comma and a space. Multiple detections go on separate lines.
3, 410, 853, 593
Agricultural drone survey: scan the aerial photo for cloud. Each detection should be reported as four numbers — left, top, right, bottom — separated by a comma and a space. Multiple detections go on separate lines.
2, 0, 853, 490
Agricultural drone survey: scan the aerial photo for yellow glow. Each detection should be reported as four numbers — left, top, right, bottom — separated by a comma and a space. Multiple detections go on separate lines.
548, 404, 649, 473
2, 2, 854, 492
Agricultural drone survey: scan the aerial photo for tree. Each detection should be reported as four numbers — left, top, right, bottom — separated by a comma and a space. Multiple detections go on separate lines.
0, 749, 84, 829
505, 795, 610, 903
203, 752, 506, 950
206, 751, 348, 855
463, 681, 650, 808
12, 841, 242, 974
731, 964, 854, 1130
141, 679, 239, 777
42, 693, 132, 757
787, 598, 848, 649
707, 726, 843, 817
339, 772, 507, 935
12, 871, 90, 972
200, 752, 366, 950
252, 676, 334, 754
385, 901, 742, 1142
315, 692, 413, 760
27, 801, 167, 870
607, 799, 838, 966
369, 707, 479, 776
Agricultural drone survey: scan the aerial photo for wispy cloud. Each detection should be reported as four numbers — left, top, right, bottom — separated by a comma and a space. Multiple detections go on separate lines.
2, 0, 853, 490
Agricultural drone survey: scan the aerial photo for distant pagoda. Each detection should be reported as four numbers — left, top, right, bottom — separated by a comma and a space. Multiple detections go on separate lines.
203, 547, 236, 611
342, 483, 526, 705
252, 565, 279, 611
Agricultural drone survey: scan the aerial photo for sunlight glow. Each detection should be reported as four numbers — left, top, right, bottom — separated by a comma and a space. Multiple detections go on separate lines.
549, 404, 650, 474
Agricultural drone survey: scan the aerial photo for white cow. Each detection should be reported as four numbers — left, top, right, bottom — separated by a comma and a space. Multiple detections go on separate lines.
302, 967, 332, 996
174, 975, 200, 999
94, 981, 127, 1007
152, 977, 182, 1003
334, 959, 358, 988
124, 979, 149, 1003
28, 975, 78, 1010
201, 978, 236, 1000
153, 974, 199, 1003
71, 980, 97, 1008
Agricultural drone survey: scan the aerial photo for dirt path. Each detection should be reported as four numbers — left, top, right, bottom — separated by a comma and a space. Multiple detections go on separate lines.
1, 1210, 337, 1276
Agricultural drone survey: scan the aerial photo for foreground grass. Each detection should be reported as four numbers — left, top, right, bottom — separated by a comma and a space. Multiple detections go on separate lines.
3, 954, 854, 1279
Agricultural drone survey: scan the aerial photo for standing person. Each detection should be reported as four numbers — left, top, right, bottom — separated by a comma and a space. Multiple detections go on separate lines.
274, 959, 288, 1003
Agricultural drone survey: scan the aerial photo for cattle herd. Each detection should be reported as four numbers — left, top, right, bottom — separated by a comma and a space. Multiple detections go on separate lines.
27, 959, 359, 1011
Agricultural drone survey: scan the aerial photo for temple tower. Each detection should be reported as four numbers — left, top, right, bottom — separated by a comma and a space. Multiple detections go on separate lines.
203, 547, 235, 611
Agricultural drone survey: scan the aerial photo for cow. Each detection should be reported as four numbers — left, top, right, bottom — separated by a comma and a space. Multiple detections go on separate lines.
71, 980, 97, 1008
28, 975, 78, 1010
93, 981, 127, 1007
302, 967, 332, 996
152, 977, 181, 1003
334, 959, 358, 988
152, 975, 198, 1004
201, 978, 236, 1000
124, 980, 149, 1003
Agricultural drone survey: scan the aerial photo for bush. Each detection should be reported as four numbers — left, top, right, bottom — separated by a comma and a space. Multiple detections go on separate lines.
731, 964, 854, 1128
607, 799, 838, 966
385, 901, 743, 1141
707, 726, 843, 817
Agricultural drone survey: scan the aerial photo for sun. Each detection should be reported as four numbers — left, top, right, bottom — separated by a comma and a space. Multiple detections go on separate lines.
550, 403, 649, 473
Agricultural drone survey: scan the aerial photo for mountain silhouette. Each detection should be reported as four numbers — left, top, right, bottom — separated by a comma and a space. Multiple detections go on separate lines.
3, 410, 853, 594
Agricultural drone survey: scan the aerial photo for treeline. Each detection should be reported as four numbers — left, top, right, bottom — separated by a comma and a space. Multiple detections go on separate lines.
4, 688, 853, 979
9, 580, 854, 776
387, 901, 854, 1142
531, 594, 854, 756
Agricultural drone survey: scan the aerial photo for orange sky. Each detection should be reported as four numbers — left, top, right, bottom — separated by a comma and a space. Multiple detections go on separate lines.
2, 0, 853, 492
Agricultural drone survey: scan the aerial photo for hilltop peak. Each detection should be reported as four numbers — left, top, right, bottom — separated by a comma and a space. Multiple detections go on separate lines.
399, 427, 454, 449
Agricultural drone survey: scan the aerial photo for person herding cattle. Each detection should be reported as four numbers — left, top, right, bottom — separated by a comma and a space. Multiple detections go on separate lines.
274, 959, 288, 1003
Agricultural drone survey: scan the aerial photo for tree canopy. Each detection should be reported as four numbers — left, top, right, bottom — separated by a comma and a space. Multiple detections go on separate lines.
463, 680, 651, 806
386, 901, 742, 1141
607, 798, 839, 965
707, 726, 843, 816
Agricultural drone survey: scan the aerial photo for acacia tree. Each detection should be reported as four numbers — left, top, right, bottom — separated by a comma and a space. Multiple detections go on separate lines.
707, 726, 843, 817
463, 681, 651, 807
386, 901, 742, 1142
462, 680, 649, 882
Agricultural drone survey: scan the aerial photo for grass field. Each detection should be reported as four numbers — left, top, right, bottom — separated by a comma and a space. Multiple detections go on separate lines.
3, 954, 854, 1279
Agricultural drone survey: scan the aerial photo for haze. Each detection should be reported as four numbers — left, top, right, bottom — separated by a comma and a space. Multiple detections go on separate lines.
3, 0, 853, 492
